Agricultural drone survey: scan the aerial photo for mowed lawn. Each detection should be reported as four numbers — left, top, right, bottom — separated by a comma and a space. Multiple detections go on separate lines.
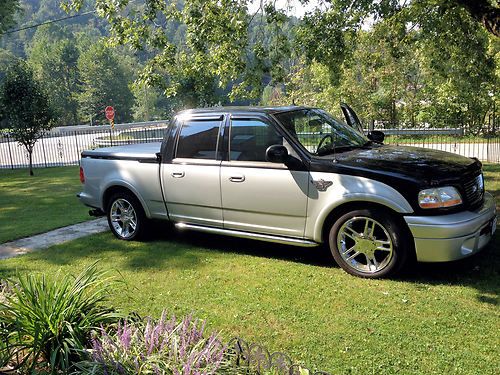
0, 165, 498, 374
0, 166, 91, 243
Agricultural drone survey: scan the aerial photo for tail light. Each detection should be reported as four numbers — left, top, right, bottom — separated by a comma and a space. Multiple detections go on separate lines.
79, 166, 85, 184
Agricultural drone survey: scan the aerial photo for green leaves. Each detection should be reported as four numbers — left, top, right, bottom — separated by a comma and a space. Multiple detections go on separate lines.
58, 0, 497, 123
28, 24, 80, 126
62, 0, 299, 108
0, 0, 20, 34
0, 60, 54, 174
77, 41, 135, 123
0, 262, 120, 373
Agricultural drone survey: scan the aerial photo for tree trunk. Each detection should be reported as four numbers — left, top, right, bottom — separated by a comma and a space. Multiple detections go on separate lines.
391, 99, 397, 128
454, 0, 500, 37
28, 149, 33, 176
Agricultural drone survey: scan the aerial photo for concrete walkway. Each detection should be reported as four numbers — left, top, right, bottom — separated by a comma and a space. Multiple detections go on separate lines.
0, 218, 108, 260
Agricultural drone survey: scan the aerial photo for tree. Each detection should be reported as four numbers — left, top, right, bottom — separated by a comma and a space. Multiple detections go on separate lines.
0, 0, 20, 34
454, 0, 500, 37
77, 42, 135, 124
0, 62, 54, 175
132, 83, 170, 121
415, 5, 496, 130
62, 0, 293, 108
28, 24, 80, 125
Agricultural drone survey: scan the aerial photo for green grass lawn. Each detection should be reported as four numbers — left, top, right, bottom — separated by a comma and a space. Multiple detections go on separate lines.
0, 166, 498, 374
484, 163, 500, 209
0, 166, 91, 243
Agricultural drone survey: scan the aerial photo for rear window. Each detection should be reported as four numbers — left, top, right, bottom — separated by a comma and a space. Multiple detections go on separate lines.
175, 119, 221, 159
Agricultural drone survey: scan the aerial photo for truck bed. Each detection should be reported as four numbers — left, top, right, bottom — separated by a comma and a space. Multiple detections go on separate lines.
79, 142, 168, 220
81, 142, 162, 161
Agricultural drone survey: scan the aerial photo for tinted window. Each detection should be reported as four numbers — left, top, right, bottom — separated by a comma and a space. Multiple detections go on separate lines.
229, 119, 283, 162
176, 120, 221, 159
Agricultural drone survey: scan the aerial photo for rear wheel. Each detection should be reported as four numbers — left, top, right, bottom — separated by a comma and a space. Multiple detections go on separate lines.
106, 192, 147, 240
328, 209, 409, 278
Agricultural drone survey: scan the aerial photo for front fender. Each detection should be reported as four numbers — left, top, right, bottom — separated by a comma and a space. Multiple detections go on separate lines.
305, 172, 414, 242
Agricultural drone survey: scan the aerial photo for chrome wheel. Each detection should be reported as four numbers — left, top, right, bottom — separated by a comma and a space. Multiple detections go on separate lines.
110, 198, 137, 239
337, 216, 393, 274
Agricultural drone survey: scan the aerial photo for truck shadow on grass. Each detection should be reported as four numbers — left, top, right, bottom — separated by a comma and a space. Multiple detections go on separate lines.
0, 221, 497, 307
151, 222, 499, 307
144, 223, 336, 269
404, 232, 499, 306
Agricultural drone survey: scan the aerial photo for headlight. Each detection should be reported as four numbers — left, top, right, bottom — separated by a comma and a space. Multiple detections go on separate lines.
418, 186, 462, 209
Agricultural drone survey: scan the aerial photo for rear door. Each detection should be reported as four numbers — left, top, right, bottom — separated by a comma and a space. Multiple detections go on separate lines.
161, 116, 224, 227
220, 116, 309, 238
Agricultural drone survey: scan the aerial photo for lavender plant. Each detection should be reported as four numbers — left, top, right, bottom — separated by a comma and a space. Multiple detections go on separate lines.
74, 312, 232, 375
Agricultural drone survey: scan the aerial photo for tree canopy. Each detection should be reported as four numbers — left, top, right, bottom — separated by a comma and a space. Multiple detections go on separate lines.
0, 61, 54, 175
0, 0, 21, 34
0, 0, 496, 130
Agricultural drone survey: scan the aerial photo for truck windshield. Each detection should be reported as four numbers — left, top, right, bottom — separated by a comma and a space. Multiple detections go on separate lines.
274, 109, 368, 155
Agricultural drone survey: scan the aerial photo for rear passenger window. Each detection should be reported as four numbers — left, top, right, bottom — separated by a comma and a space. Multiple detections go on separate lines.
229, 119, 283, 162
176, 120, 221, 159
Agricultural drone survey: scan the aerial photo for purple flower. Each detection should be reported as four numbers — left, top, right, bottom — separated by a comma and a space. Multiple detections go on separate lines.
83, 311, 225, 375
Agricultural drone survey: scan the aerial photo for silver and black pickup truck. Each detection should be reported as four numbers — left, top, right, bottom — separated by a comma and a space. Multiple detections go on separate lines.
78, 105, 497, 278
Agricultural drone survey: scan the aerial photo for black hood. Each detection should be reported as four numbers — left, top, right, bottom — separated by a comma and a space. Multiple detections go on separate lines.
309, 144, 482, 213
344, 145, 477, 181
313, 144, 481, 184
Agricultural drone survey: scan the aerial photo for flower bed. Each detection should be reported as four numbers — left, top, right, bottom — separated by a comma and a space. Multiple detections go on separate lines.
0, 265, 329, 375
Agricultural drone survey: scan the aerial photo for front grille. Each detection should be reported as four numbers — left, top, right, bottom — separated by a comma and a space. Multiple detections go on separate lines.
463, 174, 484, 209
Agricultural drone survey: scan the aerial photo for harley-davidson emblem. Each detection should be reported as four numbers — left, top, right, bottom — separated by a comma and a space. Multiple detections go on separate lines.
312, 179, 333, 192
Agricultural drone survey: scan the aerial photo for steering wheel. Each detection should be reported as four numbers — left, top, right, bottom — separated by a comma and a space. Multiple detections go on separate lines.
316, 134, 334, 153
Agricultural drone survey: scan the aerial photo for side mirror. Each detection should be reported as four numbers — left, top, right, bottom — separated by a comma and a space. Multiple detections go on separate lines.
266, 144, 289, 163
368, 130, 385, 143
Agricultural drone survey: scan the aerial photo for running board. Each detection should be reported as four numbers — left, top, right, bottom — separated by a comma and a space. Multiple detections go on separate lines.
175, 223, 319, 248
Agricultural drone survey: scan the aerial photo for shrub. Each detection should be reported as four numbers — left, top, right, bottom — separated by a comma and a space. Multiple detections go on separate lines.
0, 280, 15, 369
74, 312, 231, 375
0, 263, 119, 373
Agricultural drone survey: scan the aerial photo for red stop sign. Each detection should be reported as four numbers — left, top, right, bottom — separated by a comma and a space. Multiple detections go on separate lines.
105, 106, 115, 120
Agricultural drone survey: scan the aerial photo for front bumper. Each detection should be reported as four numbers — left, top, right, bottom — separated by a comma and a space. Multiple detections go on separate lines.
404, 192, 497, 262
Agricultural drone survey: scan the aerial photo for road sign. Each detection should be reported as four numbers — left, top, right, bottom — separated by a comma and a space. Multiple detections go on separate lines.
105, 106, 115, 121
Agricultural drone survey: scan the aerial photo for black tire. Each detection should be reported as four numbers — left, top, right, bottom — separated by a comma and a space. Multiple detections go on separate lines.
106, 191, 147, 241
328, 208, 410, 278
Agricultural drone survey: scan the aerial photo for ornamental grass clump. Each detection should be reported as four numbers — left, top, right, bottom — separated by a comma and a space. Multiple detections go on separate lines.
75, 312, 229, 375
0, 280, 15, 368
0, 262, 119, 373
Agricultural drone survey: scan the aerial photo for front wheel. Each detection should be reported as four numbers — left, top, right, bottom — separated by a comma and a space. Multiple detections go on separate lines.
107, 192, 147, 240
328, 209, 410, 278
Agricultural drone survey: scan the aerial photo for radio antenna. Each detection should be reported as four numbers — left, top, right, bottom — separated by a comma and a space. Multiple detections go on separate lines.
332, 130, 338, 163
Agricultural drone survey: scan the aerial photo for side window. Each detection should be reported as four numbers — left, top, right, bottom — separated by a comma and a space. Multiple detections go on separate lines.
229, 118, 283, 162
175, 120, 221, 159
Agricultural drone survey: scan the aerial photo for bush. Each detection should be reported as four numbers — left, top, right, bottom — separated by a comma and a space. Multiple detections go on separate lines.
0, 263, 119, 373
0, 280, 15, 369
74, 312, 231, 375
0, 268, 327, 374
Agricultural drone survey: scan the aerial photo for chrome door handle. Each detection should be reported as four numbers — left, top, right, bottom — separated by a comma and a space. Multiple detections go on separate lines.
229, 175, 245, 182
171, 171, 185, 178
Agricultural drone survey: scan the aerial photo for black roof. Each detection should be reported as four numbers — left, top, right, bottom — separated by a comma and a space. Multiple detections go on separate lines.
177, 105, 308, 116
